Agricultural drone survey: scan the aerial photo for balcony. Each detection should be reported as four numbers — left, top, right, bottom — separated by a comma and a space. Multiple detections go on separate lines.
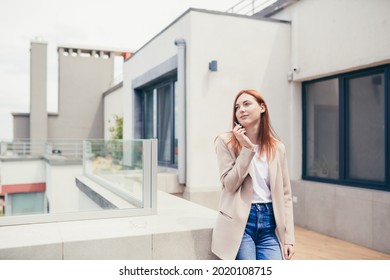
0, 139, 217, 259
0, 139, 158, 222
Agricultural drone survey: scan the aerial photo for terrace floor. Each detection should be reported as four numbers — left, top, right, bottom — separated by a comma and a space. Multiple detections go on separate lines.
293, 226, 390, 260
173, 192, 390, 260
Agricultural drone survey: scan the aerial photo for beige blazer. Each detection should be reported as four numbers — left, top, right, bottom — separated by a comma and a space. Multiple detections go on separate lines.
211, 132, 295, 260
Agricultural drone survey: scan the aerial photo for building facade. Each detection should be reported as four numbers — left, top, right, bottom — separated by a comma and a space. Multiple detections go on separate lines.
4, 0, 390, 256
13, 41, 129, 142
117, 0, 390, 253
6, 42, 130, 217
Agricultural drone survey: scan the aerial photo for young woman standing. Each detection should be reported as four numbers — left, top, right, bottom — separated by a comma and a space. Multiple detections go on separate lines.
212, 89, 295, 260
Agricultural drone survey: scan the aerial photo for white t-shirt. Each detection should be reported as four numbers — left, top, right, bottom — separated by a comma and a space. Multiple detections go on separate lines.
251, 145, 272, 203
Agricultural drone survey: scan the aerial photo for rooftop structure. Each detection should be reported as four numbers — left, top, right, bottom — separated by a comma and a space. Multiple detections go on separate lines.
13, 42, 131, 142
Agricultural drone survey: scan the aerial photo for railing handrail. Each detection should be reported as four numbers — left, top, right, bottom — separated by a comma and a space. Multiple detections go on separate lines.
0, 139, 84, 159
226, 0, 276, 16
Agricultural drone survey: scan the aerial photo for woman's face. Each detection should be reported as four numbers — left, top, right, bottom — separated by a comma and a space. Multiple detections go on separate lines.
235, 93, 265, 127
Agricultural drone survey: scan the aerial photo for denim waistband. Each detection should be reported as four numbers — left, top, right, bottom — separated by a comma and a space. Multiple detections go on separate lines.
252, 202, 272, 206
251, 202, 273, 211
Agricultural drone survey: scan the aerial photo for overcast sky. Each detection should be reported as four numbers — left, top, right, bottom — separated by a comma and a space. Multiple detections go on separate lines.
0, 0, 264, 140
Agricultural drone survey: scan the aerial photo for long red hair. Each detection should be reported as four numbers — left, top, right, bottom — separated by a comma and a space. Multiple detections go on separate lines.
228, 89, 279, 160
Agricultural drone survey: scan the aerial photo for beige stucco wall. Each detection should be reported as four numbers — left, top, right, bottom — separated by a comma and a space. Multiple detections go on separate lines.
48, 47, 115, 140
12, 114, 30, 140
29, 41, 48, 141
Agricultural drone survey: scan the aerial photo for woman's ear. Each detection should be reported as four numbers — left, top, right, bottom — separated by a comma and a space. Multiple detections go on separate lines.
260, 103, 266, 113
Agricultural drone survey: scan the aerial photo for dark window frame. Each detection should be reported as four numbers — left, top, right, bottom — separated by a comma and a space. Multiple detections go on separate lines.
137, 78, 177, 168
302, 64, 390, 191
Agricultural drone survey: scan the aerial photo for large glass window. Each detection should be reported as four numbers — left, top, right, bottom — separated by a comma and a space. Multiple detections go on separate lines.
303, 65, 389, 191
138, 80, 177, 167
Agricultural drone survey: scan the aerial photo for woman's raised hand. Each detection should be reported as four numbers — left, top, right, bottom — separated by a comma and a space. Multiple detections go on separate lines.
232, 124, 254, 150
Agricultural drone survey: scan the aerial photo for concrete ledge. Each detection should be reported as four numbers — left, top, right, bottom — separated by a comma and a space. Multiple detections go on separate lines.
0, 191, 218, 260
75, 175, 135, 210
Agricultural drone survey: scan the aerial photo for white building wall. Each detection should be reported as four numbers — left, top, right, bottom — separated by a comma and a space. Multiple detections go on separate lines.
104, 85, 124, 140
186, 11, 292, 193
291, 0, 390, 81
1, 160, 45, 185
123, 13, 191, 141
282, 0, 390, 254
45, 163, 82, 213
123, 10, 293, 205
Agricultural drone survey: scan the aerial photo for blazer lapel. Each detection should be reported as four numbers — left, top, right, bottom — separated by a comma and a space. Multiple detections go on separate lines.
268, 154, 278, 193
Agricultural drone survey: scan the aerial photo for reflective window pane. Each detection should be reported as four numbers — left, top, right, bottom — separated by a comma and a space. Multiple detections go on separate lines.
140, 80, 176, 167
305, 79, 339, 179
8, 192, 45, 215
174, 81, 179, 165
347, 73, 385, 182
144, 90, 155, 139
157, 84, 172, 163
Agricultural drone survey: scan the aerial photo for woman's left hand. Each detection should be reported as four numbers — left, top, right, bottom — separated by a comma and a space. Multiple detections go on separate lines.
283, 244, 294, 260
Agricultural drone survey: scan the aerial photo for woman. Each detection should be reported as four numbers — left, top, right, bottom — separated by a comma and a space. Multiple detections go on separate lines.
212, 89, 295, 260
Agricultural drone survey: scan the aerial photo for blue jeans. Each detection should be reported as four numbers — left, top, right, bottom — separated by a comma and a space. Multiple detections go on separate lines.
236, 203, 283, 260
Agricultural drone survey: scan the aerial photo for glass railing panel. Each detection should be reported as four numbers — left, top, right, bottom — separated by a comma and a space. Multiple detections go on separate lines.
83, 140, 145, 208
0, 139, 157, 226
